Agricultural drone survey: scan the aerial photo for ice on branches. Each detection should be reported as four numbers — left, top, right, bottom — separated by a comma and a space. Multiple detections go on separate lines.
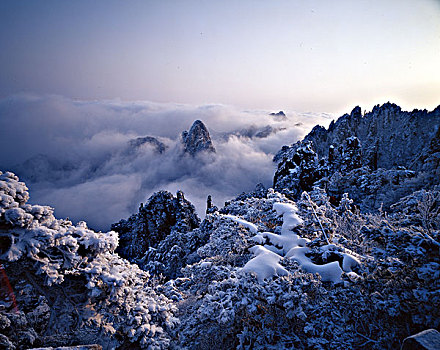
0, 171, 177, 349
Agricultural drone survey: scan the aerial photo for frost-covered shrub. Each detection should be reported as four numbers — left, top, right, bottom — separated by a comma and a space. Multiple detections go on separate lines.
358, 217, 440, 338
186, 183, 438, 349
0, 171, 178, 349
221, 188, 289, 231
327, 166, 421, 212
140, 221, 211, 279
175, 262, 387, 350
390, 187, 440, 232
196, 214, 255, 268
176, 267, 323, 349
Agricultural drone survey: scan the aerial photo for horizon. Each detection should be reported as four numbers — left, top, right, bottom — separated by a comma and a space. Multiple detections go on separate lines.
2, 91, 439, 120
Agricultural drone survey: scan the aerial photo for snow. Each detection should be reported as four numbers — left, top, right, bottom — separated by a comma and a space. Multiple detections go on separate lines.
242, 201, 353, 283
242, 246, 288, 282
273, 202, 304, 233
342, 253, 360, 273
250, 235, 265, 244
286, 247, 343, 283
273, 202, 299, 216
258, 231, 308, 253
223, 214, 258, 233
241, 202, 307, 281
4, 208, 33, 227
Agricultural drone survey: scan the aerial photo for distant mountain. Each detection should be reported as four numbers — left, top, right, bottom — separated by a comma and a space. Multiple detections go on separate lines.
214, 124, 286, 141
14, 153, 78, 183
181, 120, 216, 155
270, 110, 287, 121
127, 136, 167, 154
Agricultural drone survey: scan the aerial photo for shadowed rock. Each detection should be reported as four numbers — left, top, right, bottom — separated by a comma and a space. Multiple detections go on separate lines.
112, 190, 200, 260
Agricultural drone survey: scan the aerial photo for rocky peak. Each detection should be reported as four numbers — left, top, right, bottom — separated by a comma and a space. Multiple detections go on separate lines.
371, 101, 401, 115
112, 190, 200, 260
277, 102, 440, 172
181, 120, 216, 156
350, 105, 362, 118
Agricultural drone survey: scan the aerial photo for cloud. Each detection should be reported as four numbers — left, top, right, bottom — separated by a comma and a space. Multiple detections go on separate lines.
0, 94, 333, 230
32, 174, 143, 229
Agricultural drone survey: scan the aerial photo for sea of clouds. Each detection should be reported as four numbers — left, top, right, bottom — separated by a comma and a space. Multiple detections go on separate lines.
0, 94, 334, 230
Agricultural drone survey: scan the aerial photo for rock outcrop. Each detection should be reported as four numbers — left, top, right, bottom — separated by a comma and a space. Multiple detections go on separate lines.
270, 110, 287, 121
402, 329, 440, 350
275, 103, 440, 171
112, 190, 200, 261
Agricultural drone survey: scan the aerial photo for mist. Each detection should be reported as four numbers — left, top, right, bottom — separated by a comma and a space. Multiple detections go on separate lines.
0, 94, 333, 230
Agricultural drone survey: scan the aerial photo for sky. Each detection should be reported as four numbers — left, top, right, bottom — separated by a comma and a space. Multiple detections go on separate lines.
0, 0, 439, 114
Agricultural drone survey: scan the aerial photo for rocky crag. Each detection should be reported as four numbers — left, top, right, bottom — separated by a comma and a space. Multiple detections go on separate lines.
112, 190, 200, 266
274, 103, 440, 211
127, 136, 167, 154
181, 120, 216, 156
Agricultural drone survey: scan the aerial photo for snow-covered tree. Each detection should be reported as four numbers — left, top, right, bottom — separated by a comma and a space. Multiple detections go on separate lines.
0, 171, 177, 349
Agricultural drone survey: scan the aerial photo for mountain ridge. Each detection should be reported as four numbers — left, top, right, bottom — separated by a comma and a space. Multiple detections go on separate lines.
273, 102, 440, 210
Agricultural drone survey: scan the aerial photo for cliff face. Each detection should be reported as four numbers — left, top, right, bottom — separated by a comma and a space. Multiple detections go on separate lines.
273, 103, 440, 209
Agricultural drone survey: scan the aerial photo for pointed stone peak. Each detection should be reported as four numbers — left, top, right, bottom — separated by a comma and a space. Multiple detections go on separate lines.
350, 106, 362, 118
182, 120, 216, 156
